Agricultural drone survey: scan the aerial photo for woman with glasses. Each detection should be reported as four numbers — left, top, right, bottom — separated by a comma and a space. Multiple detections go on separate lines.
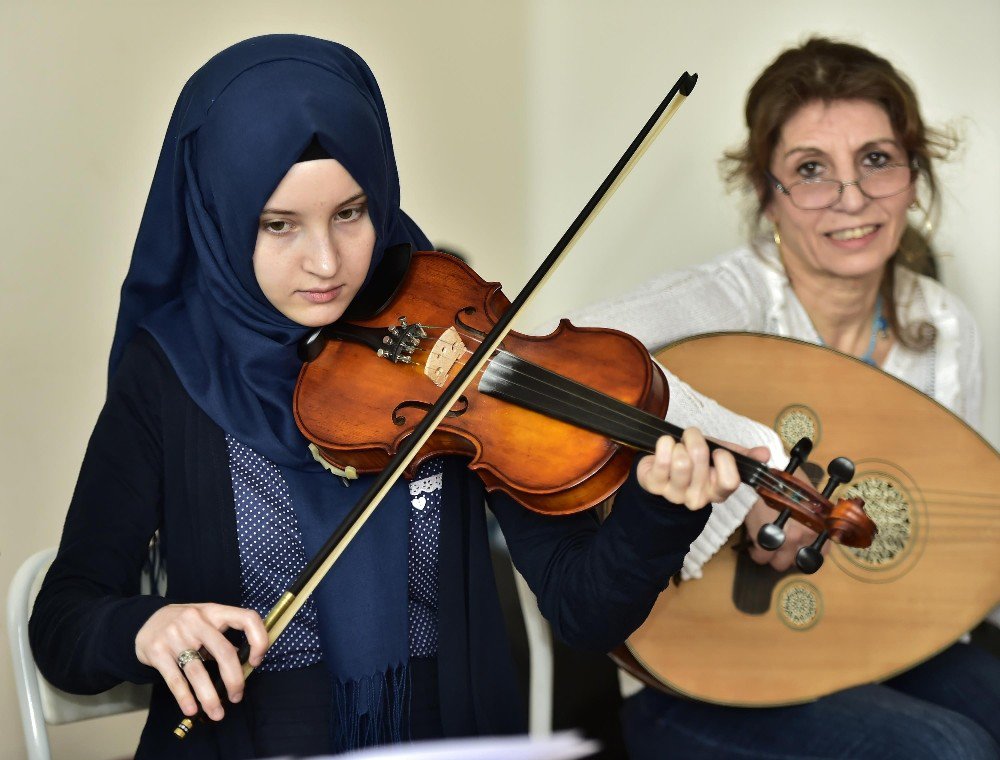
565, 37, 999, 759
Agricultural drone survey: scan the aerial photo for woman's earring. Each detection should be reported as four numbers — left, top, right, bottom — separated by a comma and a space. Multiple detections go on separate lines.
772, 225, 782, 249
908, 198, 933, 236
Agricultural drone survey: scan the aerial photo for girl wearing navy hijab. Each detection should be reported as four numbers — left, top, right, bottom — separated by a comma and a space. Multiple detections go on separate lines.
29, 34, 756, 758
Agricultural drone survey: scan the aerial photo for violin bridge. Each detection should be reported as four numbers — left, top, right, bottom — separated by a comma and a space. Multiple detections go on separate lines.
425, 326, 466, 387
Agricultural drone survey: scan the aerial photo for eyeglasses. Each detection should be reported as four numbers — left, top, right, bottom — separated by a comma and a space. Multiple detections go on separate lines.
766, 161, 917, 210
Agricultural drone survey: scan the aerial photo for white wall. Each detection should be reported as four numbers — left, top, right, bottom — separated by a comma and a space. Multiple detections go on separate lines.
522, 0, 1000, 449
2, 1, 997, 758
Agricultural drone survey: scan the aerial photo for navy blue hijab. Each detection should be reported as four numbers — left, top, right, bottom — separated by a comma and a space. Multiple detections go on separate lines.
109, 35, 433, 750
110, 34, 430, 468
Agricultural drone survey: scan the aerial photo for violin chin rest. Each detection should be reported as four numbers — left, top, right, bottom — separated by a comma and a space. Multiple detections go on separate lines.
297, 244, 413, 362
342, 243, 414, 320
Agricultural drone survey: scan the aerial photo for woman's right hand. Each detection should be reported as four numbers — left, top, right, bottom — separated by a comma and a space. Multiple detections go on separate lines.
135, 603, 269, 721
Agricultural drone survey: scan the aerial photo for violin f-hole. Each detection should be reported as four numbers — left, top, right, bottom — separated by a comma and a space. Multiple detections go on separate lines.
454, 307, 487, 340
392, 396, 469, 426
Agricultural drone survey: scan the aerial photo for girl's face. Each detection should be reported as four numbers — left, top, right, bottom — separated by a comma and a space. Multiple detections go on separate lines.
253, 158, 376, 327
764, 99, 915, 283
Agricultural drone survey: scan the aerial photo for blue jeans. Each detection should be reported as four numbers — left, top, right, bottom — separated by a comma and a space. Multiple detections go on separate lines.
620, 642, 1000, 759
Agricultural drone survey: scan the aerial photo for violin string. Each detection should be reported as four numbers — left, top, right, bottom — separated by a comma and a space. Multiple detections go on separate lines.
480, 350, 738, 457
459, 350, 782, 493
410, 326, 999, 518
478, 349, 805, 501
490, 350, 805, 496
449, 329, 809, 496
464, 345, 1000, 519
414, 328, 814, 501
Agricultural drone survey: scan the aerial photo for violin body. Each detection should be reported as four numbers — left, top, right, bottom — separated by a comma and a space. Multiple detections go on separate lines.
294, 251, 669, 514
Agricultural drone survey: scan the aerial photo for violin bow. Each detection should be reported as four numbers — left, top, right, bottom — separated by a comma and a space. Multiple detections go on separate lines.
176, 70, 697, 738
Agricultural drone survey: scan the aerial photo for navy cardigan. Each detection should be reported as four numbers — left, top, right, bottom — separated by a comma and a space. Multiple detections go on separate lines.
29, 330, 710, 758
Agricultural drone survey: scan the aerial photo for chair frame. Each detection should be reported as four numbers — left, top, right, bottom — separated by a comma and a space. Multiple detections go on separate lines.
512, 569, 554, 737
8, 548, 150, 760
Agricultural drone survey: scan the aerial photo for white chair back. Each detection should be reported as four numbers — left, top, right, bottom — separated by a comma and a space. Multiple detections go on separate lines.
7, 548, 151, 760
512, 568, 554, 737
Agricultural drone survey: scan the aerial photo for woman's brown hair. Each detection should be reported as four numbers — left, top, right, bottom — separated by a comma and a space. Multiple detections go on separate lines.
723, 36, 957, 349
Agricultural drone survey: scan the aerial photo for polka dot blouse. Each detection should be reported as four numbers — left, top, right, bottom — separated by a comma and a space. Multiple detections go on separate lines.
226, 436, 444, 670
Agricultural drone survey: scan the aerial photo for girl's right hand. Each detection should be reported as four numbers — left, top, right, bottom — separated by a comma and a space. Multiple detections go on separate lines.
135, 603, 269, 721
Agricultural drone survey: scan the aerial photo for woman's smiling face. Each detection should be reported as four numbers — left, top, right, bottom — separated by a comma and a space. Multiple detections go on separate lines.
252, 158, 376, 327
765, 99, 915, 283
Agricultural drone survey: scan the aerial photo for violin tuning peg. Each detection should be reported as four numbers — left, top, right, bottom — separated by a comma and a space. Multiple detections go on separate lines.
785, 437, 813, 475
795, 530, 829, 574
757, 523, 785, 551
821, 456, 855, 499
756, 508, 792, 550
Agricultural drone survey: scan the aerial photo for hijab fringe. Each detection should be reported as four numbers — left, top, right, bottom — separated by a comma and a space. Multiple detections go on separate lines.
331, 661, 411, 752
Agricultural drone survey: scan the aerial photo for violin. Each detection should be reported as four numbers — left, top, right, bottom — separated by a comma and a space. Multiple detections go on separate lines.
294, 248, 876, 563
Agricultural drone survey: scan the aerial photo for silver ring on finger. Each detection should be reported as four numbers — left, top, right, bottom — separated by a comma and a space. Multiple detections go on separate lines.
176, 648, 205, 670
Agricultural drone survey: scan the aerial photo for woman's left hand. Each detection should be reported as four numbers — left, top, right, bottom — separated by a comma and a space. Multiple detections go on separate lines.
636, 428, 769, 510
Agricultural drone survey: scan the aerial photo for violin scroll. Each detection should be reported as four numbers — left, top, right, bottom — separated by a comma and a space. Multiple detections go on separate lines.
754, 438, 876, 574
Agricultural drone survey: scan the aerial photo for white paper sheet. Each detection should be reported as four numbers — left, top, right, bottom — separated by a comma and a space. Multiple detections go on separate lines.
271, 731, 600, 760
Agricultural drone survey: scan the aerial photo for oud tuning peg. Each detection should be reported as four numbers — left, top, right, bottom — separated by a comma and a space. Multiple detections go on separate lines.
795, 530, 829, 574
821, 456, 855, 499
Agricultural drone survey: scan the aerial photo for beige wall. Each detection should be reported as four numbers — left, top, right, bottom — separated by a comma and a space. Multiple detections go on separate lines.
2, 1, 997, 758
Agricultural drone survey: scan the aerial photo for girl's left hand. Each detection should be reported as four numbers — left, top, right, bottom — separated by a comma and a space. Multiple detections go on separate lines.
636, 428, 769, 510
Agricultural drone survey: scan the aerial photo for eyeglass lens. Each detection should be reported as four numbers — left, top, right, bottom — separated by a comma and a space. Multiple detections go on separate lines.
788, 165, 913, 209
